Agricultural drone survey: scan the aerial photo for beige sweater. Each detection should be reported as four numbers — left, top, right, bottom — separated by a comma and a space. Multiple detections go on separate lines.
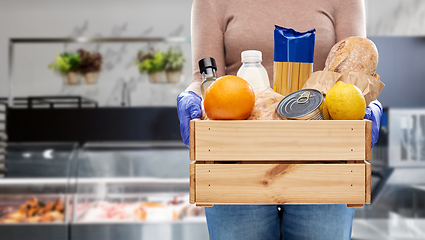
187, 0, 365, 95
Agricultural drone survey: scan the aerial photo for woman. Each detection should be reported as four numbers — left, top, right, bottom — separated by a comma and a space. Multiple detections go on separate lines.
177, 0, 382, 239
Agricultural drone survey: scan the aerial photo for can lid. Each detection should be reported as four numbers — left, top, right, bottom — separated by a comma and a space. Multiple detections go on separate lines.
198, 57, 217, 74
277, 89, 323, 119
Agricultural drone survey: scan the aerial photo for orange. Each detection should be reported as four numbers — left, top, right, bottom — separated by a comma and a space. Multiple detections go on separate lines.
204, 75, 255, 120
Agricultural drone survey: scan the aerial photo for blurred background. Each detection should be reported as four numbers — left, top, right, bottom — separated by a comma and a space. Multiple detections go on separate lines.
0, 0, 424, 239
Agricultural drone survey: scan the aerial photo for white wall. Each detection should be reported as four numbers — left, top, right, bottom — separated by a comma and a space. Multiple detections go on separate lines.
0, 0, 193, 106
366, 0, 425, 36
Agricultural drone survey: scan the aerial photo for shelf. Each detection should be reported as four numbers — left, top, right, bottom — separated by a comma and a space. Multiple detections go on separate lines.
10, 37, 190, 44
0, 177, 189, 186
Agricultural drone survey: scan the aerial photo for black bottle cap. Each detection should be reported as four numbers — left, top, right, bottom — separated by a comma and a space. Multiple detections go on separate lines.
198, 57, 217, 74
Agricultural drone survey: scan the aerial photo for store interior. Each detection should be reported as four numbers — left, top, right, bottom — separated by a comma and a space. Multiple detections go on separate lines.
1, 0, 425, 239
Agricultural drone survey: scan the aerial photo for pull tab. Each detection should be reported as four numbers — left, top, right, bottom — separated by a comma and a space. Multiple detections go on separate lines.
297, 91, 310, 104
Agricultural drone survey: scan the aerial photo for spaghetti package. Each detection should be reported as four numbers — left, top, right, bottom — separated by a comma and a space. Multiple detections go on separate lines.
273, 26, 316, 96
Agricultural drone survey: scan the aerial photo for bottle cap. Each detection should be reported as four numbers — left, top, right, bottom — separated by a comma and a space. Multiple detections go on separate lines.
198, 57, 217, 73
241, 50, 262, 62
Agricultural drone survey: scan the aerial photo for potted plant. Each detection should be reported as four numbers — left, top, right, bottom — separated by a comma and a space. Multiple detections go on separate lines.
77, 49, 103, 84
135, 49, 166, 83
164, 47, 185, 83
48, 52, 81, 85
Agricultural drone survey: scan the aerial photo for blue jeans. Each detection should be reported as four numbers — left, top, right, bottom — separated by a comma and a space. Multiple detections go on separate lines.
205, 204, 354, 240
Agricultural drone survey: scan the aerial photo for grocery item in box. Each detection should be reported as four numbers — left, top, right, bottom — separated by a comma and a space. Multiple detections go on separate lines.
204, 75, 255, 120
247, 89, 286, 120
325, 81, 366, 120
303, 36, 384, 106
199, 57, 218, 99
273, 25, 315, 96
237, 50, 270, 91
235, 50, 285, 120
303, 71, 384, 106
276, 89, 329, 120
323, 36, 378, 76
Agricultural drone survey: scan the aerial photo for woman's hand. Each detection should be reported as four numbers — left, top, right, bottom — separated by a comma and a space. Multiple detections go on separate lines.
177, 91, 203, 147
363, 100, 383, 148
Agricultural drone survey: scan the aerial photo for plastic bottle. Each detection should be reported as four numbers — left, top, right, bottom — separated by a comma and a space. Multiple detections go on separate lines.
198, 57, 218, 98
236, 50, 270, 91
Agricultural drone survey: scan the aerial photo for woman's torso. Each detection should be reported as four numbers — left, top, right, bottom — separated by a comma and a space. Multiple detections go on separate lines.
213, 0, 338, 85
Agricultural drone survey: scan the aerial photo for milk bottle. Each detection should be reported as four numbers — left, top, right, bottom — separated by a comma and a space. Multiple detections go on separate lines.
236, 50, 270, 91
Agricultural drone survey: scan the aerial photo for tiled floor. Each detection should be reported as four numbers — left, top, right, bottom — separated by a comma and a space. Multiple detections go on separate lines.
353, 206, 425, 239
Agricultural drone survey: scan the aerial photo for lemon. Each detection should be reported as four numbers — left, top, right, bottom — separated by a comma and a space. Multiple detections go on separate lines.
325, 81, 366, 120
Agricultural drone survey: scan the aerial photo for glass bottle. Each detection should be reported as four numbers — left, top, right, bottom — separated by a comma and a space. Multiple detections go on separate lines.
236, 50, 270, 91
199, 57, 217, 98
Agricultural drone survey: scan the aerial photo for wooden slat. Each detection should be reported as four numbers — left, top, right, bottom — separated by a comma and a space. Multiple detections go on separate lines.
196, 204, 214, 207
347, 160, 365, 164
194, 120, 368, 161
347, 204, 364, 208
189, 162, 196, 204
365, 160, 371, 204
189, 120, 196, 161
195, 163, 365, 205
365, 120, 372, 160
202, 160, 352, 164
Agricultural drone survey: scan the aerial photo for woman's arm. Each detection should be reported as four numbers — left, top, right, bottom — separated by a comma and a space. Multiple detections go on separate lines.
185, 0, 226, 95
177, 0, 227, 147
334, 0, 366, 41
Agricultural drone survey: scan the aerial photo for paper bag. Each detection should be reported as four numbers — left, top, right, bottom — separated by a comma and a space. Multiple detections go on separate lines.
302, 71, 385, 106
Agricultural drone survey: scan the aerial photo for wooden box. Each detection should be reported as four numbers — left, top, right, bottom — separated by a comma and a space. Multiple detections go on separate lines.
189, 120, 372, 207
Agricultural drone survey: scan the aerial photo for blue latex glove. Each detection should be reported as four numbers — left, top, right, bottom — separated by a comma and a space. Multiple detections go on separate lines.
177, 91, 203, 147
363, 100, 383, 148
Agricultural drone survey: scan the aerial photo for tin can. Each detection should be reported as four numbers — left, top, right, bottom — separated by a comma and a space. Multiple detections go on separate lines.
276, 89, 330, 120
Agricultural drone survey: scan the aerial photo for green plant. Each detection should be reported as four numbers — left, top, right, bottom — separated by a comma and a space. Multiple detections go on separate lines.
48, 53, 80, 74
164, 47, 185, 72
77, 49, 103, 74
135, 49, 166, 74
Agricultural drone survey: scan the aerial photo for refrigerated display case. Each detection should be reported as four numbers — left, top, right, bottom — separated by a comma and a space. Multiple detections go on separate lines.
70, 142, 208, 240
0, 142, 77, 240
0, 142, 208, 240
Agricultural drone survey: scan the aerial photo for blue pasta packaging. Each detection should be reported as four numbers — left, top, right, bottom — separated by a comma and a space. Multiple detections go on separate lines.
273, 25, 316, 96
